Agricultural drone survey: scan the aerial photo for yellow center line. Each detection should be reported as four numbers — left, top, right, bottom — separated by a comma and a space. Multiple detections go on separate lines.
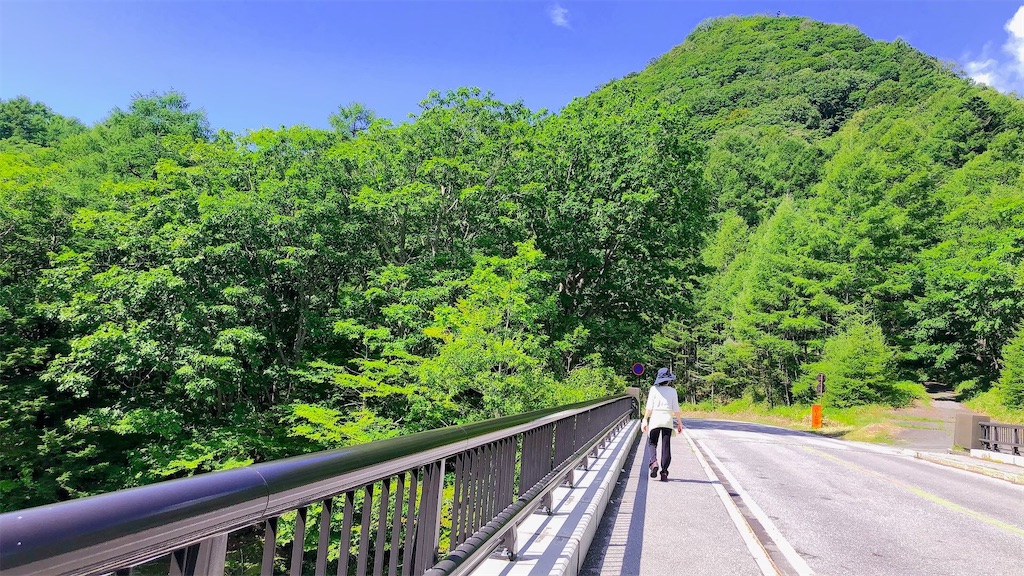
801, 446, 1024, 539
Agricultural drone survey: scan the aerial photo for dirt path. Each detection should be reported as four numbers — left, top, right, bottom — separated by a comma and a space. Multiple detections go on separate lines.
888, 382, 975, 452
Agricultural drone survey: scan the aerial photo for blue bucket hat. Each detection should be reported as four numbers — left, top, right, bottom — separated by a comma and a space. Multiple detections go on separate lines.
654, 367, 676, 385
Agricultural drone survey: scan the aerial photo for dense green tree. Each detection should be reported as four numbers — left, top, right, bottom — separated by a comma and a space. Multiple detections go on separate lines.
905, 136, 1024, 384
526, 85, 707, 369
0, 96, 85, 146
998, 324, 1024, 409
795, 318, 916, 408
420, 241, 555, 420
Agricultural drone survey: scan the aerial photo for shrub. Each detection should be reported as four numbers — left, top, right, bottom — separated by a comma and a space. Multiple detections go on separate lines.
997, 325, 1024, 409
796, 318, 919, 408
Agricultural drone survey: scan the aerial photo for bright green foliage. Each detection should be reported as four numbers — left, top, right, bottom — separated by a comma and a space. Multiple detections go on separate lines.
527, 86, 706, 368
795, 319, 919, 408
998, 325, 1024, 409
420, 241, 554, 420
726, 198, 848, 405
0, 96, 85, 146
703, 126, 822, 225
906, 149, 1024, 384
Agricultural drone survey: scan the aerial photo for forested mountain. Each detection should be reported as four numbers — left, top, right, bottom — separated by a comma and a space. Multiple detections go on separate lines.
2, 15, 1022, 511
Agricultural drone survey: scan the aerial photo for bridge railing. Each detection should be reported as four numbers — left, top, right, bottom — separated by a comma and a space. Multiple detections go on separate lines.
979, 421, 1024, 455
0, 395, 633, 576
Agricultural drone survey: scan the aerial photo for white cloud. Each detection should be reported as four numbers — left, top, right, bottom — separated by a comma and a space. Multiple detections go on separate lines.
548, 3, 570, 29
965, 5, 1024, 94
966, 56, 999, 86
1006, 6, 1024, 75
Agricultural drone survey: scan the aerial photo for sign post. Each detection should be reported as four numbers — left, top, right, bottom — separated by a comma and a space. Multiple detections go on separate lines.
812, 373, 826, 429
632, 363, 644, 389
630, 363, 645, 419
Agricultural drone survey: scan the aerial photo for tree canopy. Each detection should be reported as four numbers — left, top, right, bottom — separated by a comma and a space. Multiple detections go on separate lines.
3, 15, 1023, 511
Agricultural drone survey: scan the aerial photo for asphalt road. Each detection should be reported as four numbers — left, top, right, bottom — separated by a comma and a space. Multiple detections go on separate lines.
583, 418, 1024, 576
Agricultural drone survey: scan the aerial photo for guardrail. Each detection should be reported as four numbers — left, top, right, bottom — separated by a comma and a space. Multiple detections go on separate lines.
979, 421, 1024, 455
0, 395, 632, 576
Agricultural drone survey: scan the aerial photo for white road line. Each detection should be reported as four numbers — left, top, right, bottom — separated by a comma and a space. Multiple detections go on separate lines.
681, 429, 779, 576
693, 435, 815, 576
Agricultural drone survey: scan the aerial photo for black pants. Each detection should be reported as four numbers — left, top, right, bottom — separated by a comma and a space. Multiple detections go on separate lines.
648, 427, 672, 472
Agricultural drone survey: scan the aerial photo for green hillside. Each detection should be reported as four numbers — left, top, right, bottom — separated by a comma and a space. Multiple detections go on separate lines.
616, 16, 1024, 409
2, 15, 1022, 510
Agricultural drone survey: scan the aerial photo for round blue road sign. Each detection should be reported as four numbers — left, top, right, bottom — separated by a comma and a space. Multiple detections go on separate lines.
632, 363, 644, 376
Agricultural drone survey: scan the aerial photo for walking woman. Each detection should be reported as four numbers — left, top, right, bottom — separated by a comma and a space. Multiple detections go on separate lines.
642, 367, 683, 481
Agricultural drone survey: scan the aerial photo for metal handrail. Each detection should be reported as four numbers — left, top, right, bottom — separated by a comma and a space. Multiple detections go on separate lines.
0, 394, 632, 576
426, 411, 631, 576
979, 421, 1024, 455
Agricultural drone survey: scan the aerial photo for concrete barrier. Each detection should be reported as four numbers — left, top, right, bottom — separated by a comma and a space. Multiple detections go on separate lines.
952, 413, 989, 450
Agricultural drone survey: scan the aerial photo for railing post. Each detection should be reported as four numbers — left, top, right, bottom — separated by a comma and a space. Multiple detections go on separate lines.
430, 460, 446, 564
500, 525, 518, 562
412, 460, 445, 575
315, 499, 332, 576
356, 485, 374, 576
198, 535, 228, 576
261, 517, 278, 576
401, 473, 418, 576
539, 491, 553, 515
340, 492, 356, 576
170, 535, 227, 576
373, 478, 391, 576
291, 507, 307, 576
170, 545, 198, 576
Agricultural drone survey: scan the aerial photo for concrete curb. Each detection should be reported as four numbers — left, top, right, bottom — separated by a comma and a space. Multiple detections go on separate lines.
555, 420, 641, 576
968, 448, 1024, 468
908, 451, 1024, 486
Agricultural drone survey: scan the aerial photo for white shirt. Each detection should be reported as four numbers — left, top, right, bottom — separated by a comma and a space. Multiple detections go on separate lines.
645, 385, 680, 429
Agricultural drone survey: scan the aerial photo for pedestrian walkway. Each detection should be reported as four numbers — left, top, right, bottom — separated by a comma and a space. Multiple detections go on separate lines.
580, 430, 767, 576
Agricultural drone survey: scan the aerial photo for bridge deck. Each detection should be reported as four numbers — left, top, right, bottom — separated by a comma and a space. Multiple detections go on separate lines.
580, 430, 768, 576
473, 416, 1024, 576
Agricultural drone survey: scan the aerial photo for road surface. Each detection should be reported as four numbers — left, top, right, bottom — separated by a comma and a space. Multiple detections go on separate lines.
582, 418, 1024, 576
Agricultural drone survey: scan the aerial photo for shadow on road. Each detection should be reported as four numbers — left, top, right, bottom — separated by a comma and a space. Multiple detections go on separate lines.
683, 418, 823, 438
923, 380, 957, 401
660, 478, 719, 485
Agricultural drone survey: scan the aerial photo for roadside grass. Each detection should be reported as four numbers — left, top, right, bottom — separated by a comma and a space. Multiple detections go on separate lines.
842, 423, 903, 444
676, 384, 1024, 445
679, 398, 903, 443
965, 389, 1024, 425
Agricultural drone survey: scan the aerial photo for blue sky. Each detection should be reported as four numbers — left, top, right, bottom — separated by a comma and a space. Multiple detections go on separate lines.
2, 1, 1023, 133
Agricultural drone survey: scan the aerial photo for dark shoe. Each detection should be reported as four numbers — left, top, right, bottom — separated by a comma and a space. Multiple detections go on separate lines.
649, 464, 659, 478
659, 470, 668, 482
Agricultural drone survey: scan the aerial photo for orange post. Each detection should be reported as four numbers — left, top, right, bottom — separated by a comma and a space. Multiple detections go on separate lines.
811, 404, 823, 429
